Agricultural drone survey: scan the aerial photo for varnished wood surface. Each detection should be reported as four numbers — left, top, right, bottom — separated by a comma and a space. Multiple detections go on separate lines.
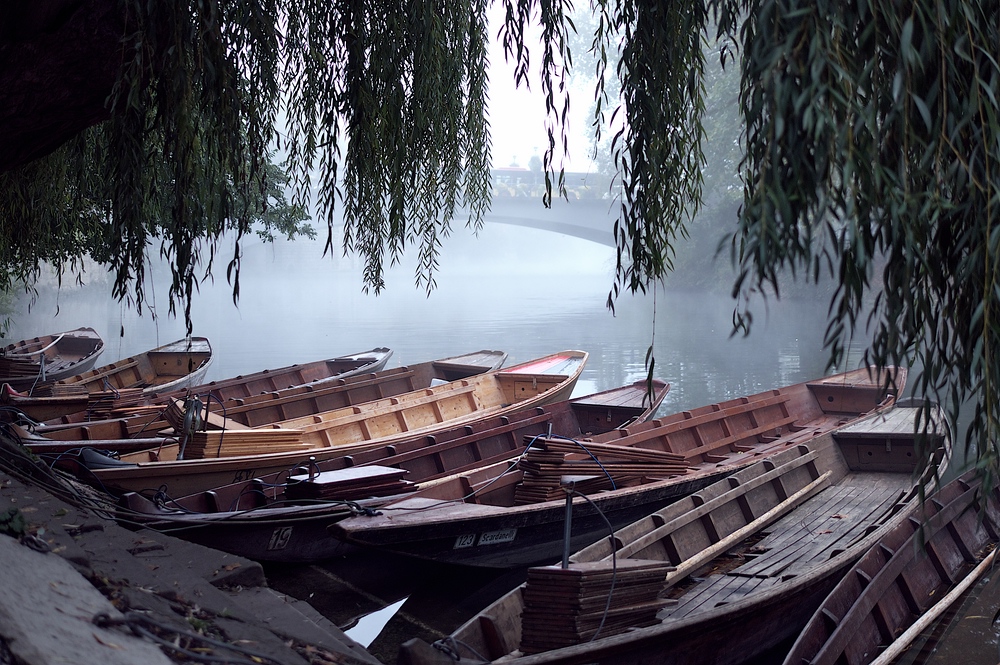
399, 402, 944, 665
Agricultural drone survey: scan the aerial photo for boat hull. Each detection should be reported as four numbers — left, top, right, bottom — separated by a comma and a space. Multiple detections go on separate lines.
0, 327, 105, 391
330, 472, 729, 568
334, 367, 908, 569
118, 502, 360, 564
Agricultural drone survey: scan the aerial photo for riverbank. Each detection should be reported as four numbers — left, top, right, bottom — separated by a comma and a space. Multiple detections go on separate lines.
0, 435, 382, 665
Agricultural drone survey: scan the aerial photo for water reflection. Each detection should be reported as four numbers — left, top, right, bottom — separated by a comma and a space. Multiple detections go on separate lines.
7, 224, 852, 413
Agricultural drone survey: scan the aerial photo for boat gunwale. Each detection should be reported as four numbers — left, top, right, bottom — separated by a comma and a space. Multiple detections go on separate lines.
784, 467, 1000, 665
428, 406, 948, 665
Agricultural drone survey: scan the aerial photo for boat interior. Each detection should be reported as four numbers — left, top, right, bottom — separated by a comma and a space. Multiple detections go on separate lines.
404, 377, 902, 510
445, 405, 946, 660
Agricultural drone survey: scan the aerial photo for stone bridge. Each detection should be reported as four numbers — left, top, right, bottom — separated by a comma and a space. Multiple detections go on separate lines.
472, 168, 618, 246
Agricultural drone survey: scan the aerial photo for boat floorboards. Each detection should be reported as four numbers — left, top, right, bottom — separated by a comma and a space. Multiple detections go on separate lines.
660, 472, 912, 621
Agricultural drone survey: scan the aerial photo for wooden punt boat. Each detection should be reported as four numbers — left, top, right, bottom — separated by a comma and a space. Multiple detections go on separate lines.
56, 337, 213, 396
783, 465, 999, 665
70, 350, 588, 496
60, 336, 213, 395
331, 367, 907, 569
0, 338, 212, 425
0, 327, 105, 392
113, 379, 669, 563
16, 350, 507, 449
3, 346, 394, 424
398, 402, 950, 665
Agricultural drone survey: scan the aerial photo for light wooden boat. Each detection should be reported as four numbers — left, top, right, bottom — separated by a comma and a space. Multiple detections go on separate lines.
56, 337, 214, 396
113, 379, 669, 563
4, 346, 394, 424
71, 350, 588, 496
0, 327, 105, 392
398, 402, 949, 665
16, 349, 506, 449
783, 464, 999, 665
331, 367, 907, 569
148, 346, 395, 402
2, 338, 212, 426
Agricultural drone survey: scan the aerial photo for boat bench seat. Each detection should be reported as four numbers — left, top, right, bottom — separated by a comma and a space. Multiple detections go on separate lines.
205, 479, 268, 512
586, 393, 796, 461
460, 471, 522, 503
291, 383, 481, 431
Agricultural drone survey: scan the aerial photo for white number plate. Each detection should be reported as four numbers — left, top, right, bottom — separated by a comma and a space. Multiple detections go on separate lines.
454, 528, 518, 549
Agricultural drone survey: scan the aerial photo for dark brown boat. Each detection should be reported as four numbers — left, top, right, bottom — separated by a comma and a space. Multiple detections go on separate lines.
333, 367, 907, 569
783, 463, 998, 665
113, 379, 668, 563
398, 401, 949, 665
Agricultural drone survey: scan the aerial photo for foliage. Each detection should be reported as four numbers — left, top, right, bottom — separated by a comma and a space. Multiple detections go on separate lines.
724, 0, 1000, 481
281, 0, 493, 295
597, 0, 707, 307
0, 507, 26, 538
1, 0, 999, 482
0, 127, 310, 322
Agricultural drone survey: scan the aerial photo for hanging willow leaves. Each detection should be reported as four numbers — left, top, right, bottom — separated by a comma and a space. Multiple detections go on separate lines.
1, 0, 999, 486
727, 0, 1000, 485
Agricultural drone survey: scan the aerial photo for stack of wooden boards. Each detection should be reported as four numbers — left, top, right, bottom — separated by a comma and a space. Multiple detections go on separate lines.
0, 356, 50, 380
284, 465, 416, 501
514, 437, 689, 503
519, 559, 674, 653
178, 429, 309, 459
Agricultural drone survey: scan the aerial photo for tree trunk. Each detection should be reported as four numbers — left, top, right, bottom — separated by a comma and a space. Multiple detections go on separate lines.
0, 0, 126, 171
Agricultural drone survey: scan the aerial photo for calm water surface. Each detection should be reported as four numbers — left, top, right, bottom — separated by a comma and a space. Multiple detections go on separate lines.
8, 225, 846, 414
8, 224, 988, 663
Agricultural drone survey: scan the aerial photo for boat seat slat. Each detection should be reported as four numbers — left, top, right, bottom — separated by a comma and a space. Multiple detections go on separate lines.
611, 448, 823, 560
798, 483, 982, 665
282, 384, 482, 434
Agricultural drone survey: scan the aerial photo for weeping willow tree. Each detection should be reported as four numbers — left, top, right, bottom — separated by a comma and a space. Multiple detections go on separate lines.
0, 0, 998, 479
726, 0, 1000, 483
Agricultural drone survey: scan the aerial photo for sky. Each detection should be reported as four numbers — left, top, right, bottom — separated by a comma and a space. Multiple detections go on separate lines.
485, 6, 599, 173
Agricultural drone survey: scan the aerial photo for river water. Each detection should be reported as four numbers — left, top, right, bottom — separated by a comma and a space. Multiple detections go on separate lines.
6, 223, 847, 414
6, 223, 992, 663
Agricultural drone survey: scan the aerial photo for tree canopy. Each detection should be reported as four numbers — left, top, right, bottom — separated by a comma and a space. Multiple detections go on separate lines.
1, 0, 999, 480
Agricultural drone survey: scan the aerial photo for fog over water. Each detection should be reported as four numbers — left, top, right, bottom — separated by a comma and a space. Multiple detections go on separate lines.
8, 221, 858, 415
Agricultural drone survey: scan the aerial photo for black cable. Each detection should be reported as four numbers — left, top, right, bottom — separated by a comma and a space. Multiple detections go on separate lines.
0, 434, 119, 520
564, 487, 619, 642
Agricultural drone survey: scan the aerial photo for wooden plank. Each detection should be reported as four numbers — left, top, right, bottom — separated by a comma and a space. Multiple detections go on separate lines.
655, 471, 834, 587
600, 392, 791, 449
608, 448, 824, 560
